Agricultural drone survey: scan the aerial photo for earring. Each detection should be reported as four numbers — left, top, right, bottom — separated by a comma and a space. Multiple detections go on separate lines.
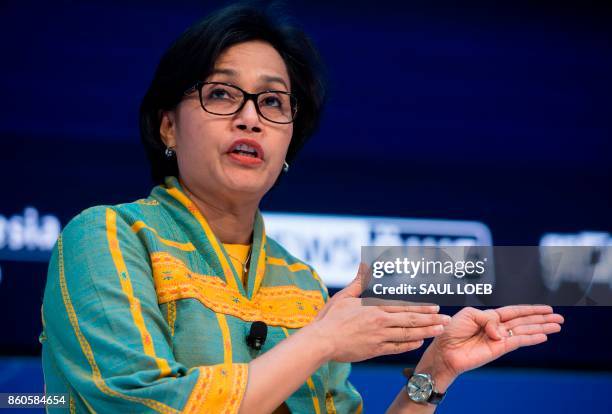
164, 147, 175, 158
283, 161, 289, 173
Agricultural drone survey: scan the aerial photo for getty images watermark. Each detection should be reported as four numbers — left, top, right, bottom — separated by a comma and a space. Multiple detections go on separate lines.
361, 246, 612, 307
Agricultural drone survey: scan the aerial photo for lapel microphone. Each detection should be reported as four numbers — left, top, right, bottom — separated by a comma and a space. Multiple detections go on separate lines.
246, 321, 268, 350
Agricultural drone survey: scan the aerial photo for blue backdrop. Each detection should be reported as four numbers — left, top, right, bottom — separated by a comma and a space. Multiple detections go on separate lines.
1, 0, 611, 412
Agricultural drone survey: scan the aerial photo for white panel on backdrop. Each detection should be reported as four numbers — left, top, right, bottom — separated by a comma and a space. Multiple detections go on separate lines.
263, 212, 492, 288
0, 207, 60, 261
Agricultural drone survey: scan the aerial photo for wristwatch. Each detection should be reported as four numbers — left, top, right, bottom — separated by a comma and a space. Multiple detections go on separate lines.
403, 368, 446, 405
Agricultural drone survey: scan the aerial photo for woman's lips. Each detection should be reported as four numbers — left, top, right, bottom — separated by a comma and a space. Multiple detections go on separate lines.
227, 152, 264, 166
226, 138, 265, 167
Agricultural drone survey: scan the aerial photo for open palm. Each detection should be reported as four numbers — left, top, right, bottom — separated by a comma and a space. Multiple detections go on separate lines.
429, 305, 564, 378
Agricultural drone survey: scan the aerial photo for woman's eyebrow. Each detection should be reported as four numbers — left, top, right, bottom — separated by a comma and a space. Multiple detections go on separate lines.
209, 68, 237, 77
261, 75, 289, 90
210, 68, 289, 90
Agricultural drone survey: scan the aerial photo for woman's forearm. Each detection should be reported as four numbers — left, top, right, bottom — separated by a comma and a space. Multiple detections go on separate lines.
237, 290, 447, 413
238, 323, 332, 414
387, 389, 436, 414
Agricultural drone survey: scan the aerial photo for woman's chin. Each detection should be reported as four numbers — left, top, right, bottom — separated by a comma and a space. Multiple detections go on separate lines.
224, 174, 271, 196
217, 161, 277, 196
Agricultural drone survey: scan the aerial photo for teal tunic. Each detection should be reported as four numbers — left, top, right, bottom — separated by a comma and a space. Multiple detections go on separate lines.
40, 177, 363, 413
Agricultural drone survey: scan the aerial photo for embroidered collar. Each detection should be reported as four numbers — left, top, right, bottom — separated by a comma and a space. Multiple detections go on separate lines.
151, 176, 267, 300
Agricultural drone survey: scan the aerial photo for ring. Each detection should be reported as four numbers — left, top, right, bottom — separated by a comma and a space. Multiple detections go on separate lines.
508, 329, 514, 337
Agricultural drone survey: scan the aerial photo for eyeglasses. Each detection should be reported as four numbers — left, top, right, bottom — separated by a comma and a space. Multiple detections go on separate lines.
183, 81, 298, 124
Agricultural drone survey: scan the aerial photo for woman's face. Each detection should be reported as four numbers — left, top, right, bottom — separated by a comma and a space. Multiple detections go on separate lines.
160, 40, 293, 203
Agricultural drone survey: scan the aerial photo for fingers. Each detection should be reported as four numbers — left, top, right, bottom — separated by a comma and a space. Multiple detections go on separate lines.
474, 309, 503, 340
386, 325, 445, 342
483, 307, 563, 341
379, 340, 425, 355
504, 333, 548, 353
384, 311, 451, 328
378, 304, 440, 314
507, 323, 562, 336
504, 313, 564, 329
494, 305, 554, 322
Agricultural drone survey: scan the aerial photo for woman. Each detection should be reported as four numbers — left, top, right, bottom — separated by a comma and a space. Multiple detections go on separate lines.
41, 4, 563, 413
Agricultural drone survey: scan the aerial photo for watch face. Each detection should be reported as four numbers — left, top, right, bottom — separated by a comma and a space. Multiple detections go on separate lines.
407, 374, 433, 403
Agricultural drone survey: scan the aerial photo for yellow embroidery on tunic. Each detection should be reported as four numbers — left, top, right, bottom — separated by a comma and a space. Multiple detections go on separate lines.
325, 392, 337, 414
135, 199, 160, 205
266, 256, 311, 272
252, 230, 267, 295
167, 301, 177, 337
312, 270, 329, 296
306, 376, 322, 414
131, 221, 196, 251
69, 393, 76, 414
214, 313, 236, 413
39, 305, 47, 343
216, 313, 233, 365
106, 209, 172, 377
151, 252, 324, 328
57, 235, 179, 414
78, 391, 97, 414
182, 364, 248, 414
267, 256, 328, 295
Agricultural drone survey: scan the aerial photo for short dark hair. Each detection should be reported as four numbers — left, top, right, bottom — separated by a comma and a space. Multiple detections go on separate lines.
139, 2, 327, 184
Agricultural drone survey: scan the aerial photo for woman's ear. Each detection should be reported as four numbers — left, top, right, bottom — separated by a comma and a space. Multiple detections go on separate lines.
159, 110, 177, 148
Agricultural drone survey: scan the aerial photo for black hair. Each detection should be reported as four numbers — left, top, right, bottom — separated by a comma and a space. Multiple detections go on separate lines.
139, 2, 327, 183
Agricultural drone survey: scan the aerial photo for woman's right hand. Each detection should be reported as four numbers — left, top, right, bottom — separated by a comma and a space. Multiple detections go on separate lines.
311, 264, 450, 363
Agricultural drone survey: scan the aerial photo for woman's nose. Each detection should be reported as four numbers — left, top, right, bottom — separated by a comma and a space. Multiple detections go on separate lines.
234, 99, 262, 133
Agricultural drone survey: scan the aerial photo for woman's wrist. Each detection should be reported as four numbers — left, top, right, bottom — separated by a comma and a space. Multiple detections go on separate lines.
300, 321, 336, 364
413, 345, 458, 393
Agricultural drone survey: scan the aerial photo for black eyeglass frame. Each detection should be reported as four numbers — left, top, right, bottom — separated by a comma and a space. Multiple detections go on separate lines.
183, 81, 298, 124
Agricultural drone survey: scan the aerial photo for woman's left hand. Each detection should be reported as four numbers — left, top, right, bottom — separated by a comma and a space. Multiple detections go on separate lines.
416, 305, 564, 391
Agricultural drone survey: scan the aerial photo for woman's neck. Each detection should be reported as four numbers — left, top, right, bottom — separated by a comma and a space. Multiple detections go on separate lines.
179, 178, 259, 244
